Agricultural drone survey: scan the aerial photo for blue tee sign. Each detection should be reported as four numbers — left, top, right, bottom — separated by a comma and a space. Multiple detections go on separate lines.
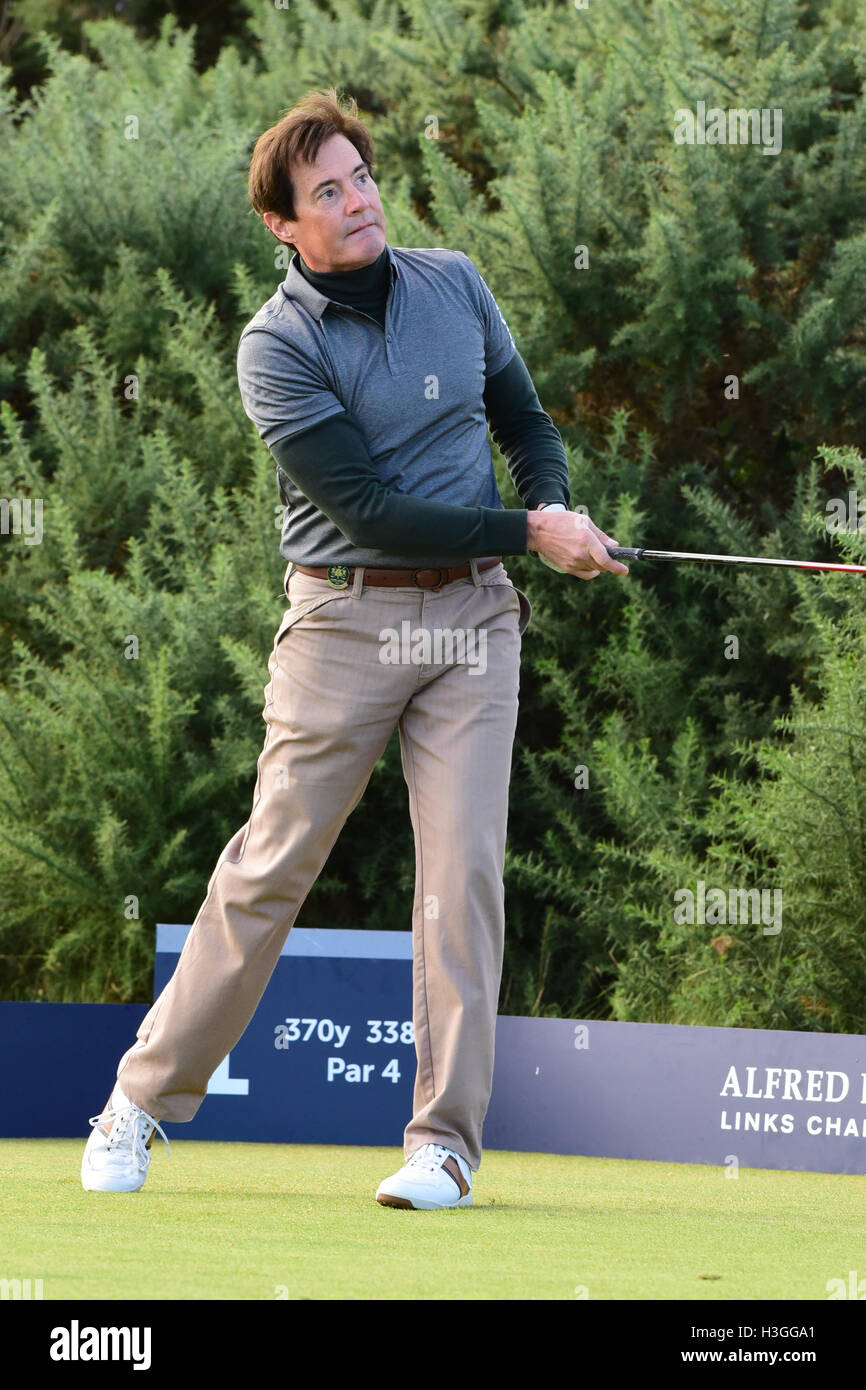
1, 925, 863, 1174
153, 925, 415, 1144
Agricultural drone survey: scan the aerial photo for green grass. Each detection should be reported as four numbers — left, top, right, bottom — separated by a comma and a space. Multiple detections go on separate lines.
0, 1140, 861, 1300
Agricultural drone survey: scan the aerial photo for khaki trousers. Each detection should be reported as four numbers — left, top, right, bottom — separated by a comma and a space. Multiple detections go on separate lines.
116, 558, 531, 1172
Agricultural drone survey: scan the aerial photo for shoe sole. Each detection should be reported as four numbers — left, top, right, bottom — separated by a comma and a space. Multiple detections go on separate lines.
81, 1182, 146, 1192
376, 1191, 473, 1210
81, 1172, 147, 1192
81, 1154, 147, 1193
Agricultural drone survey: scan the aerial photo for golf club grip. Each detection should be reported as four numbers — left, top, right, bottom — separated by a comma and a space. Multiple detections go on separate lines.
606, 546, 644, 561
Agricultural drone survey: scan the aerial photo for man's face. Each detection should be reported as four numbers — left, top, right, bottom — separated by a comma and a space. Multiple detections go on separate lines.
263, 132, 387, 271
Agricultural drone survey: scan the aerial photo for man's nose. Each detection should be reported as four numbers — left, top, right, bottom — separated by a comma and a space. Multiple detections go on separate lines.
344, 183, 371, 213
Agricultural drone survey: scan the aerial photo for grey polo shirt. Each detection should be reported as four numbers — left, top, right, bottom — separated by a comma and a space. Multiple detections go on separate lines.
236, 243, 529, 569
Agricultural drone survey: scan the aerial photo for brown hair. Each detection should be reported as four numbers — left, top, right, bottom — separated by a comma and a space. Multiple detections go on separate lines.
248, 87, 376, 241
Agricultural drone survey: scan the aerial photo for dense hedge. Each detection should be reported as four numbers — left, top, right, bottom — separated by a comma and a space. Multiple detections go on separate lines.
1, 0, 864, 1030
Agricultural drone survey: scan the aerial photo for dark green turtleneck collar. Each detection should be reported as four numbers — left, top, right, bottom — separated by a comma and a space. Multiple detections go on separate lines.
293, 247, 390, 327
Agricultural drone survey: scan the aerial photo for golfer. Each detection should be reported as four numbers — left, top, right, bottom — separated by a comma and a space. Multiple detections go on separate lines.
81, 88, 628, 1209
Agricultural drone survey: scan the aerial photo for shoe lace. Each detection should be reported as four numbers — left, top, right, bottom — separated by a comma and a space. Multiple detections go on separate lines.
88, 1100, 171, 1163
407, 1143, 451, 1175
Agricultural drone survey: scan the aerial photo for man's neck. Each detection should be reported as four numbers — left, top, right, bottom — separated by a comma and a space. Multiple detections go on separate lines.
293, 247, 390, 328
295, 247, 389, 285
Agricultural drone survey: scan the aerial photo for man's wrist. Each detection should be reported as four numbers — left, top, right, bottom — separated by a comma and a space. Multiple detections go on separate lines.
530, 502, 571, 571
528, 502, 567, 553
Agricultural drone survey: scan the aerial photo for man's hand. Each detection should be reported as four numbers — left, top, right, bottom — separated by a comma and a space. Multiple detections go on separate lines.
526, 509, 629, 580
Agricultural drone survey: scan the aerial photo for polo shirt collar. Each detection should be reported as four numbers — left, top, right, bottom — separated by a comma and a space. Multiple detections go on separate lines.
281, 242, 399, 321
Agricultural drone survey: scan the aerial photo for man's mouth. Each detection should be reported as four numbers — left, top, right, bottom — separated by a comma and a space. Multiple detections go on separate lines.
347, 222, 375, 236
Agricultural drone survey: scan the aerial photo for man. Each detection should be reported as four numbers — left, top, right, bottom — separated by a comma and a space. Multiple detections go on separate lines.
81, 88, 627, 1210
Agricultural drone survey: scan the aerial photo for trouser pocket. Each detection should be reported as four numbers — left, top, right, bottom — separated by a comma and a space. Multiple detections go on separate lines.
479, 568, 533, 636
512, 585, 532, 636
274, 590, 350, 647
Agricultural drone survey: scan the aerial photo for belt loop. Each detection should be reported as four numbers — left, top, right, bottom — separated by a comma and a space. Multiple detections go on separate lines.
469, 558, 482, 587
352, 565, 365, 597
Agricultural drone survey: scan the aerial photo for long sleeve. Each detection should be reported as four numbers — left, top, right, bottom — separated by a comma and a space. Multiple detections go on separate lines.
269, 413, 530, 561
483, 352, 571, 510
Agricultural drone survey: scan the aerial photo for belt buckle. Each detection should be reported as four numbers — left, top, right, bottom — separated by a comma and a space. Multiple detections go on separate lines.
327, 565, 351, 589
412, 567, 445, 591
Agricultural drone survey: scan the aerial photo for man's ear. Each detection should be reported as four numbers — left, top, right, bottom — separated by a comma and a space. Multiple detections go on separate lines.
263, 211, 294, 245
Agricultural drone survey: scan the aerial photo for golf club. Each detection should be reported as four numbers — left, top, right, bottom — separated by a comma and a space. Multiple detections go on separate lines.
606, 546, 866, 575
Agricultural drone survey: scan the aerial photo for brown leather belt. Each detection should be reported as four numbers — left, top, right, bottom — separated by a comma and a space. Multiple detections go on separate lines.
290, 556, 502, 592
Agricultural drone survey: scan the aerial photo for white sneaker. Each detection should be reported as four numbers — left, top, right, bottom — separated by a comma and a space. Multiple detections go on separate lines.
376, 1143, 473, 1209
81, 1084, 171, 1192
